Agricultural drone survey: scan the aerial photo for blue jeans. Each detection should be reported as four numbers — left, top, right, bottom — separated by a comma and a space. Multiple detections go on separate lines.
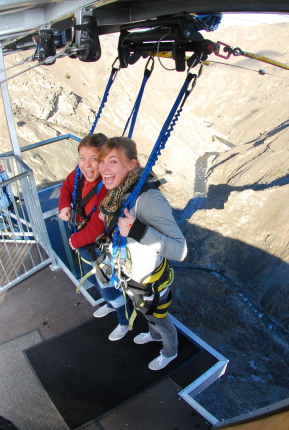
78, 245, 130, 326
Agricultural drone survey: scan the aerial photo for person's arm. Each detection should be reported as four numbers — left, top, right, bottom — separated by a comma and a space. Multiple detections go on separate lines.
70, 207, 106, 249
58, 169, 76, 210
126, 189, 187, 262
2, 171, 13, 202
58, 169, 76, 221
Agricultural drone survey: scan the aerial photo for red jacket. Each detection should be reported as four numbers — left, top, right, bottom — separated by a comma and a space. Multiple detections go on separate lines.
58, 168, 107, 249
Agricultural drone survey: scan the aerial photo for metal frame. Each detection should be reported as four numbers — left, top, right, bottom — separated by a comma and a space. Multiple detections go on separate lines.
212, 397, 289, 428
170, 315, 228, 425
1, 133, 81, 157
0, 155, 57, 292
0, 44, 21, 156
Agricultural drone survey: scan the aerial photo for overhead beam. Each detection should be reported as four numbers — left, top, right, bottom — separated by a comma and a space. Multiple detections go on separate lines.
0, 0, 117, 41
94, 0, 289, 26
0, 0, 289, 44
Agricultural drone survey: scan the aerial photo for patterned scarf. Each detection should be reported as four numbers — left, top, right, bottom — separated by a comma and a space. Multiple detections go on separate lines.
100, 167, 142, 227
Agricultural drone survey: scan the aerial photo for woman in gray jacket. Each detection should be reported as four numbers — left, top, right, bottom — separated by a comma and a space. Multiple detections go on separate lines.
97, 136, 187, 370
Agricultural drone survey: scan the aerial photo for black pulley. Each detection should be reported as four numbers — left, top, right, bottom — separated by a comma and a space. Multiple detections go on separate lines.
38, 29, 56, 64
76, 15, 101, 62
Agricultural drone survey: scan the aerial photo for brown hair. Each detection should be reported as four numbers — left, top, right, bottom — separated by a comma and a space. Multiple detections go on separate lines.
98, 136, 140, 166
78, 133, 107, 152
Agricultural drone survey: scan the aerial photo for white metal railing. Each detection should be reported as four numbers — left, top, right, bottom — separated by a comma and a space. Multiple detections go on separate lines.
0, 155, 57, 292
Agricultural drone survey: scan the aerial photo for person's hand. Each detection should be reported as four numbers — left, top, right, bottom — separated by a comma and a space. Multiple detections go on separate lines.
99, 212, 105, 221
118, 208, 135, 237
69, 237, 76, 251
58, 207, 71, 221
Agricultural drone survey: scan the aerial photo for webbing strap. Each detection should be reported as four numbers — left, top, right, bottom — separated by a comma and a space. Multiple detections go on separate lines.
128, 307, 138, 330
76, 251, 109, 293
89, 63, 119, 134
122, 58, 154, 138
76, 265, 96, 294
152, 298, 172, 318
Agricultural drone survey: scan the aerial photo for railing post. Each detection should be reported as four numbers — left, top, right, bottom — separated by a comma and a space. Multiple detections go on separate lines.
21, 160, 58, 270
0, 43, 22, 157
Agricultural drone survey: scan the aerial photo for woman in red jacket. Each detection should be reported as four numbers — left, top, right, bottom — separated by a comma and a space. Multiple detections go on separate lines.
58, 134, 107, 249
58, 133, 130, 340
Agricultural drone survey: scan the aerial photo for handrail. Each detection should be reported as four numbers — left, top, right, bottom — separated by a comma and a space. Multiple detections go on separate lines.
1, 133, 81, 157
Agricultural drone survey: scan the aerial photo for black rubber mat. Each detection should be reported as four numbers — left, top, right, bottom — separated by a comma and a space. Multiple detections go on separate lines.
25, 313, 215, 429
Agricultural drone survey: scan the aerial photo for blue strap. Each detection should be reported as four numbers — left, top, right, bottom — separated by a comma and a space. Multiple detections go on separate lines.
125, 72, 195, 211
122, 57, 154, 138
89, 63, 119, 135
112, 71, 197, 274
71, 166, 81, 233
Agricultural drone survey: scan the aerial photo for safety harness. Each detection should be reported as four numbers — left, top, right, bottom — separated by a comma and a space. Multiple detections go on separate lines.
69, 167, 104, 233
90, 175, 175, 327
125, 257, 175, 320
67, 169, 108, 292
76, 175, 169, 303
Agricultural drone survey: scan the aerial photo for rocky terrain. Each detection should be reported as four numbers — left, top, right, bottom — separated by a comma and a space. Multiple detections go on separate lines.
1, 21, 289, 423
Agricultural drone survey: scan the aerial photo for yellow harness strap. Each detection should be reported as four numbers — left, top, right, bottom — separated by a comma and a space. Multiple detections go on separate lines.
128, 300, 147, 330
76, 266, 96, 294
126, 260, 175, 327
141, 258, 173, 292
152, 294, 173, 318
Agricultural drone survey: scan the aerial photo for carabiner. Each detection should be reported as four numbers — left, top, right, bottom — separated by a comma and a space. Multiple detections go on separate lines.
111, 57, 120, 81
146, 55, 155, 71
187, 64, 203, 93
111, 56, 121, 70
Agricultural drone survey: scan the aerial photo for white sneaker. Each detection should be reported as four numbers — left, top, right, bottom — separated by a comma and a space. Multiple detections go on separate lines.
148, 352, 178, 371
108, 324, 129, 341
133, 332, 162, 344
93, 304, 115, 318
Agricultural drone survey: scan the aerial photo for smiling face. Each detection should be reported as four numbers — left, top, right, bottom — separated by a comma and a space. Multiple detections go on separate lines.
78, 146, 100, 182
99, 148, 137, 189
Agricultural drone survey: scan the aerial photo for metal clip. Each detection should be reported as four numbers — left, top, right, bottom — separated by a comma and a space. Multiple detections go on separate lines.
145, 55, 155, 72
215, 41, 233, 59
187, 63, 203, 93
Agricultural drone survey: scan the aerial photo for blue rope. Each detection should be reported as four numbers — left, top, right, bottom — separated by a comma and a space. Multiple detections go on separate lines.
111, 72, 195, 273
71, 166, 81, 233
122, 68, 152, 138
124, 72, 194, 211
89, 66, 119, 135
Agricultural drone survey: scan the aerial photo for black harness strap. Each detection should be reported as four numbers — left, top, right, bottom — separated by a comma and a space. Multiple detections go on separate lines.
78, 183, 99, 211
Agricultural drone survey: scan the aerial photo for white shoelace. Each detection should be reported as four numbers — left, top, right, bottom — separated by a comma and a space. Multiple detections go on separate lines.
157, 353, 164, 365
